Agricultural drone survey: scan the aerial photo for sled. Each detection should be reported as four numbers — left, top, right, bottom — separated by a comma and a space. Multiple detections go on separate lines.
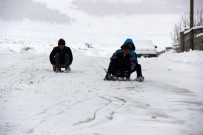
104, 68, 130, 81
53, 65, 71, 73
104, 68, 144, 82
53, 65, 65, 71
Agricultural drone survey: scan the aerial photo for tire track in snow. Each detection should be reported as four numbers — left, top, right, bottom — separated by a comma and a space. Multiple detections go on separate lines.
107, 97, 127, 120
16, 98, 91, 134
15, 100, 67, 134
72, 96, 127, 127
73, 96, 112, 126
27, 120, 46, 134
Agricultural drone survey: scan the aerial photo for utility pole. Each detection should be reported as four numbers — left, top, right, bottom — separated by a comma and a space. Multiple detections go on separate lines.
190, 0, 194, 50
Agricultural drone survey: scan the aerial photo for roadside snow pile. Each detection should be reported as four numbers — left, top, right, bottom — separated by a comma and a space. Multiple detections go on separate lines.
0, 36, 115, 57
158, 50, 203, 63
0, 36, 53, 54
68, 41, 116, 57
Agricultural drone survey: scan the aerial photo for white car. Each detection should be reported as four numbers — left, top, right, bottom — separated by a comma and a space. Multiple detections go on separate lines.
135, 40, 157, 58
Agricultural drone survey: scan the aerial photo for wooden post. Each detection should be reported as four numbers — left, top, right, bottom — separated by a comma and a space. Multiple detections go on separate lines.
190, 0, 194, 50
190, 0, 194, 29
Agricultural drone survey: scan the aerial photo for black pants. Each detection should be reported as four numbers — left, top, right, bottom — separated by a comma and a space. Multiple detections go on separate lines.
52, 53, 70, 68
131, 64, 143, 77
107, 59, 131, 77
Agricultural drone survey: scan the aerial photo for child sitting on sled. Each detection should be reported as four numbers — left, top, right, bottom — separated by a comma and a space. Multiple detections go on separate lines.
104, 45, 132, 80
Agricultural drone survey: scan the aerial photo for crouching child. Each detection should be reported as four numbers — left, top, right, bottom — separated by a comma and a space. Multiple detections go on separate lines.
121, 38, 144, 82
49, 38, 73, 73
104, 46, 132, 81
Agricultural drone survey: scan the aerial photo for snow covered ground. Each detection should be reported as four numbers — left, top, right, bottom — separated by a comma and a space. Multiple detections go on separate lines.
0, 18, 203, 135
0, 35, 203, 135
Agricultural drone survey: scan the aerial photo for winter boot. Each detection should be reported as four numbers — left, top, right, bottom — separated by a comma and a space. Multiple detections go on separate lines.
135, 76, 144, 82
65, 67, 71, 73
55, 67, 61, 73
104, 73, 112, 80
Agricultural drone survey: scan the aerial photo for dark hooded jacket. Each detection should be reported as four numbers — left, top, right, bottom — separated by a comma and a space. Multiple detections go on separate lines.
116, 51, 132, 62
120, 38, 138, 64
121, 38, 135, 51
49, 46, 73, 65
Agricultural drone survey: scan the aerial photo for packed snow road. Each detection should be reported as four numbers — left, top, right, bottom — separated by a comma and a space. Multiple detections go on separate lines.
0, 50, 203, 135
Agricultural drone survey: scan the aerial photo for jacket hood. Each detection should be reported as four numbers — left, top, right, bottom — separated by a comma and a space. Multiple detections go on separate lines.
121, 38, 135, 51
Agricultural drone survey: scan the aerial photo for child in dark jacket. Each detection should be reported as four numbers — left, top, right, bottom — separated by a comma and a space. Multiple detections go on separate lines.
121, 38, 144, 81
50, 38, 73, 72
106, 38, 144, 81
105, 46, 132, 80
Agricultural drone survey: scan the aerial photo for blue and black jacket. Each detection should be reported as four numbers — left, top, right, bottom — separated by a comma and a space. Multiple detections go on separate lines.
111, 38, 138, 64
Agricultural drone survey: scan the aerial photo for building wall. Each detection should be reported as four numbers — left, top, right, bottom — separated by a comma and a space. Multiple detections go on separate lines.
196, 35, 203, 50
184, 32, 191, 51
179, 27, 203, 52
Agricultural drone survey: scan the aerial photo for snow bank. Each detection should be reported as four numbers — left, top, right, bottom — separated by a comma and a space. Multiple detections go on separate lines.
0, 36, 116, 57
0, 36, 54, 54
158, 50, 203, 63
